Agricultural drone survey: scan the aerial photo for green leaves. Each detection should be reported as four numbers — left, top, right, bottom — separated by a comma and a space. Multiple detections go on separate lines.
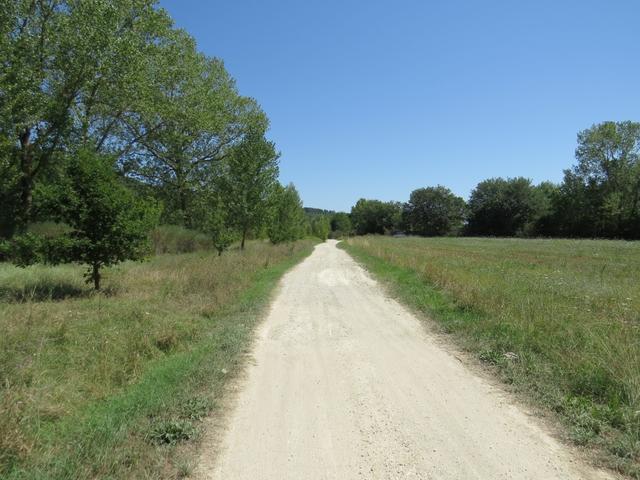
120, 30, 269, 227
268, 183, 306, 244
350, 199, 402, 235
0, 0, 175, 231
565, 121, 640, 238
58, 149, 160, 289
403, 186, 466, 237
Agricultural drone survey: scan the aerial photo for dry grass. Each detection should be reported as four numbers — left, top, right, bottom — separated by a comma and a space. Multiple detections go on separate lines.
0, 239, 316, 479
343, 236, 640, 477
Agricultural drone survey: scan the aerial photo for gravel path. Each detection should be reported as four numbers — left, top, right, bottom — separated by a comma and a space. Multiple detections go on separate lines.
196, 240, 613, 480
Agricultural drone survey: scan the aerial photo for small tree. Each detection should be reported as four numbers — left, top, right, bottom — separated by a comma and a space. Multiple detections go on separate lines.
268, 183, 305, 244
60, 150, 159, 290
219, 134, 279, 249
204, 194, 236, 256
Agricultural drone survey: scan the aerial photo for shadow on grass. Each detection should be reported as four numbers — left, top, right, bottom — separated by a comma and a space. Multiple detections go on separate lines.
0, 281, 116, 303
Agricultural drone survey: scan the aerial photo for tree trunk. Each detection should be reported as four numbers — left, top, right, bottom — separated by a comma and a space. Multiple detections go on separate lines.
92, 263, 101, 291
241, 228, 247, 250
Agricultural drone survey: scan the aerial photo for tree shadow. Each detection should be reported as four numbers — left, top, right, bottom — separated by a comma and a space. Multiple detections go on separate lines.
0, 281, 92, 303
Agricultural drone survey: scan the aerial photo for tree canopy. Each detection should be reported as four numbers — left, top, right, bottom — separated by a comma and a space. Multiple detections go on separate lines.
0, 0, 307, 285
403, 186, 466, 236
350, 199, 402, 235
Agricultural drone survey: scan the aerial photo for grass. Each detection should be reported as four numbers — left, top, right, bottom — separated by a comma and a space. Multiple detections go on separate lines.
341, 236, 640, 478
0, 239, 317, 479
149, 225, 214, 255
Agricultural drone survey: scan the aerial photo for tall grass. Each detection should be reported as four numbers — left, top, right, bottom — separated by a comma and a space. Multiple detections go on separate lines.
149, 225, 214, 254
343, 236, 640, 477
0, 239, 316, 479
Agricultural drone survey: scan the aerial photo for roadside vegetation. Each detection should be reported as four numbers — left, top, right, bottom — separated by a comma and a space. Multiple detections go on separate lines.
0, 239, 317, 479
342, 236, 640, 478
0, 4, 326, 477
0, 1, 312, 288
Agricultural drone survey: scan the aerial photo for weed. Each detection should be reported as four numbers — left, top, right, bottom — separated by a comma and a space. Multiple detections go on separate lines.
149, 419, 198, 445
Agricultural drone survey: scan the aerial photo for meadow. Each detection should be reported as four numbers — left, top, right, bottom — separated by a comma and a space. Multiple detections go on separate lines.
342, 236, 640, 477
0, 239, 316, 479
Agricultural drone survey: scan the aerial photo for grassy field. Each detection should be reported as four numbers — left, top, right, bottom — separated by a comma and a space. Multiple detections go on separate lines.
342, 236, 640, 477
0, 239, 317, 479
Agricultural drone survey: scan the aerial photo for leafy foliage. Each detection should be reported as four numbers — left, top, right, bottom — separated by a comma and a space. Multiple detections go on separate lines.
330, 212, 352, 237
403, 186, 466, 236
268, 184, 306, 244
346, 122, 640, 240
0, 0, 173, 232
57, 150, 159, 289
350, 199, 402, 235
310, 215, 331, 240
552, 121, 640, 238
218, 134, 279, 249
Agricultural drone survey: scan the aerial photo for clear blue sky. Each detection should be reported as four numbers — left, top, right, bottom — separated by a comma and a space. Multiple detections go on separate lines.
159, 0, 639, 212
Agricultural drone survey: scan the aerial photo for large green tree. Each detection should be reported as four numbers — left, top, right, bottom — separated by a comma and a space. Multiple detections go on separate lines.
402, 186, 466, 236
466, 177, 547, 236
350, 199, 402, 235
555, 121, 640, 238
0, 0, 171, 234
120, 31, 268, 227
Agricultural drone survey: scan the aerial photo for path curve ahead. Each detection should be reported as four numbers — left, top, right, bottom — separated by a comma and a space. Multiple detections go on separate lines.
197, 240, 613, 480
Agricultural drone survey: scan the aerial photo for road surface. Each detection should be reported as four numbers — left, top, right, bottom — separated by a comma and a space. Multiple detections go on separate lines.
196, 240, 613, 480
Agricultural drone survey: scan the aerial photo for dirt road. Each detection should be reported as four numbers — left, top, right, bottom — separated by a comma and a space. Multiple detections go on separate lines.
197, 240, 613, 479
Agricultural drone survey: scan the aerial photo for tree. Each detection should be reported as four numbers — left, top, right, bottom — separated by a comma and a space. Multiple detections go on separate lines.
0, 0, 172, 234
120, 30, 268, 228
402, 186, 466, 236
57, 150, 159, 290
350, 199, 402, 235
527, 181, 560, 236
204, 193, 236, 256
330, 212, 352, 237
310, 216, 331, 240
555, 121, 640, 238
466, 177, 546, 236
219, 134, 279, 249
268, 183, 306, 244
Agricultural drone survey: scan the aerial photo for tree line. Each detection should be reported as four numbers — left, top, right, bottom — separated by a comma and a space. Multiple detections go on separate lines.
350, 121, 640, 240
0, 0, 307, 289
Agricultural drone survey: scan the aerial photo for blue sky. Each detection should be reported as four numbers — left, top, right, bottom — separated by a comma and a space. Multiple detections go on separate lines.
159, 0, 640, 212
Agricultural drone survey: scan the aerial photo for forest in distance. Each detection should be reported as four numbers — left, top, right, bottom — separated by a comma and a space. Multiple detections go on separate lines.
346, 120, 640, 240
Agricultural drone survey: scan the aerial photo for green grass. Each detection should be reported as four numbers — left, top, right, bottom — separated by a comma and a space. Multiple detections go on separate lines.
0, 239, 317, 479
341, 236, 640, 478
